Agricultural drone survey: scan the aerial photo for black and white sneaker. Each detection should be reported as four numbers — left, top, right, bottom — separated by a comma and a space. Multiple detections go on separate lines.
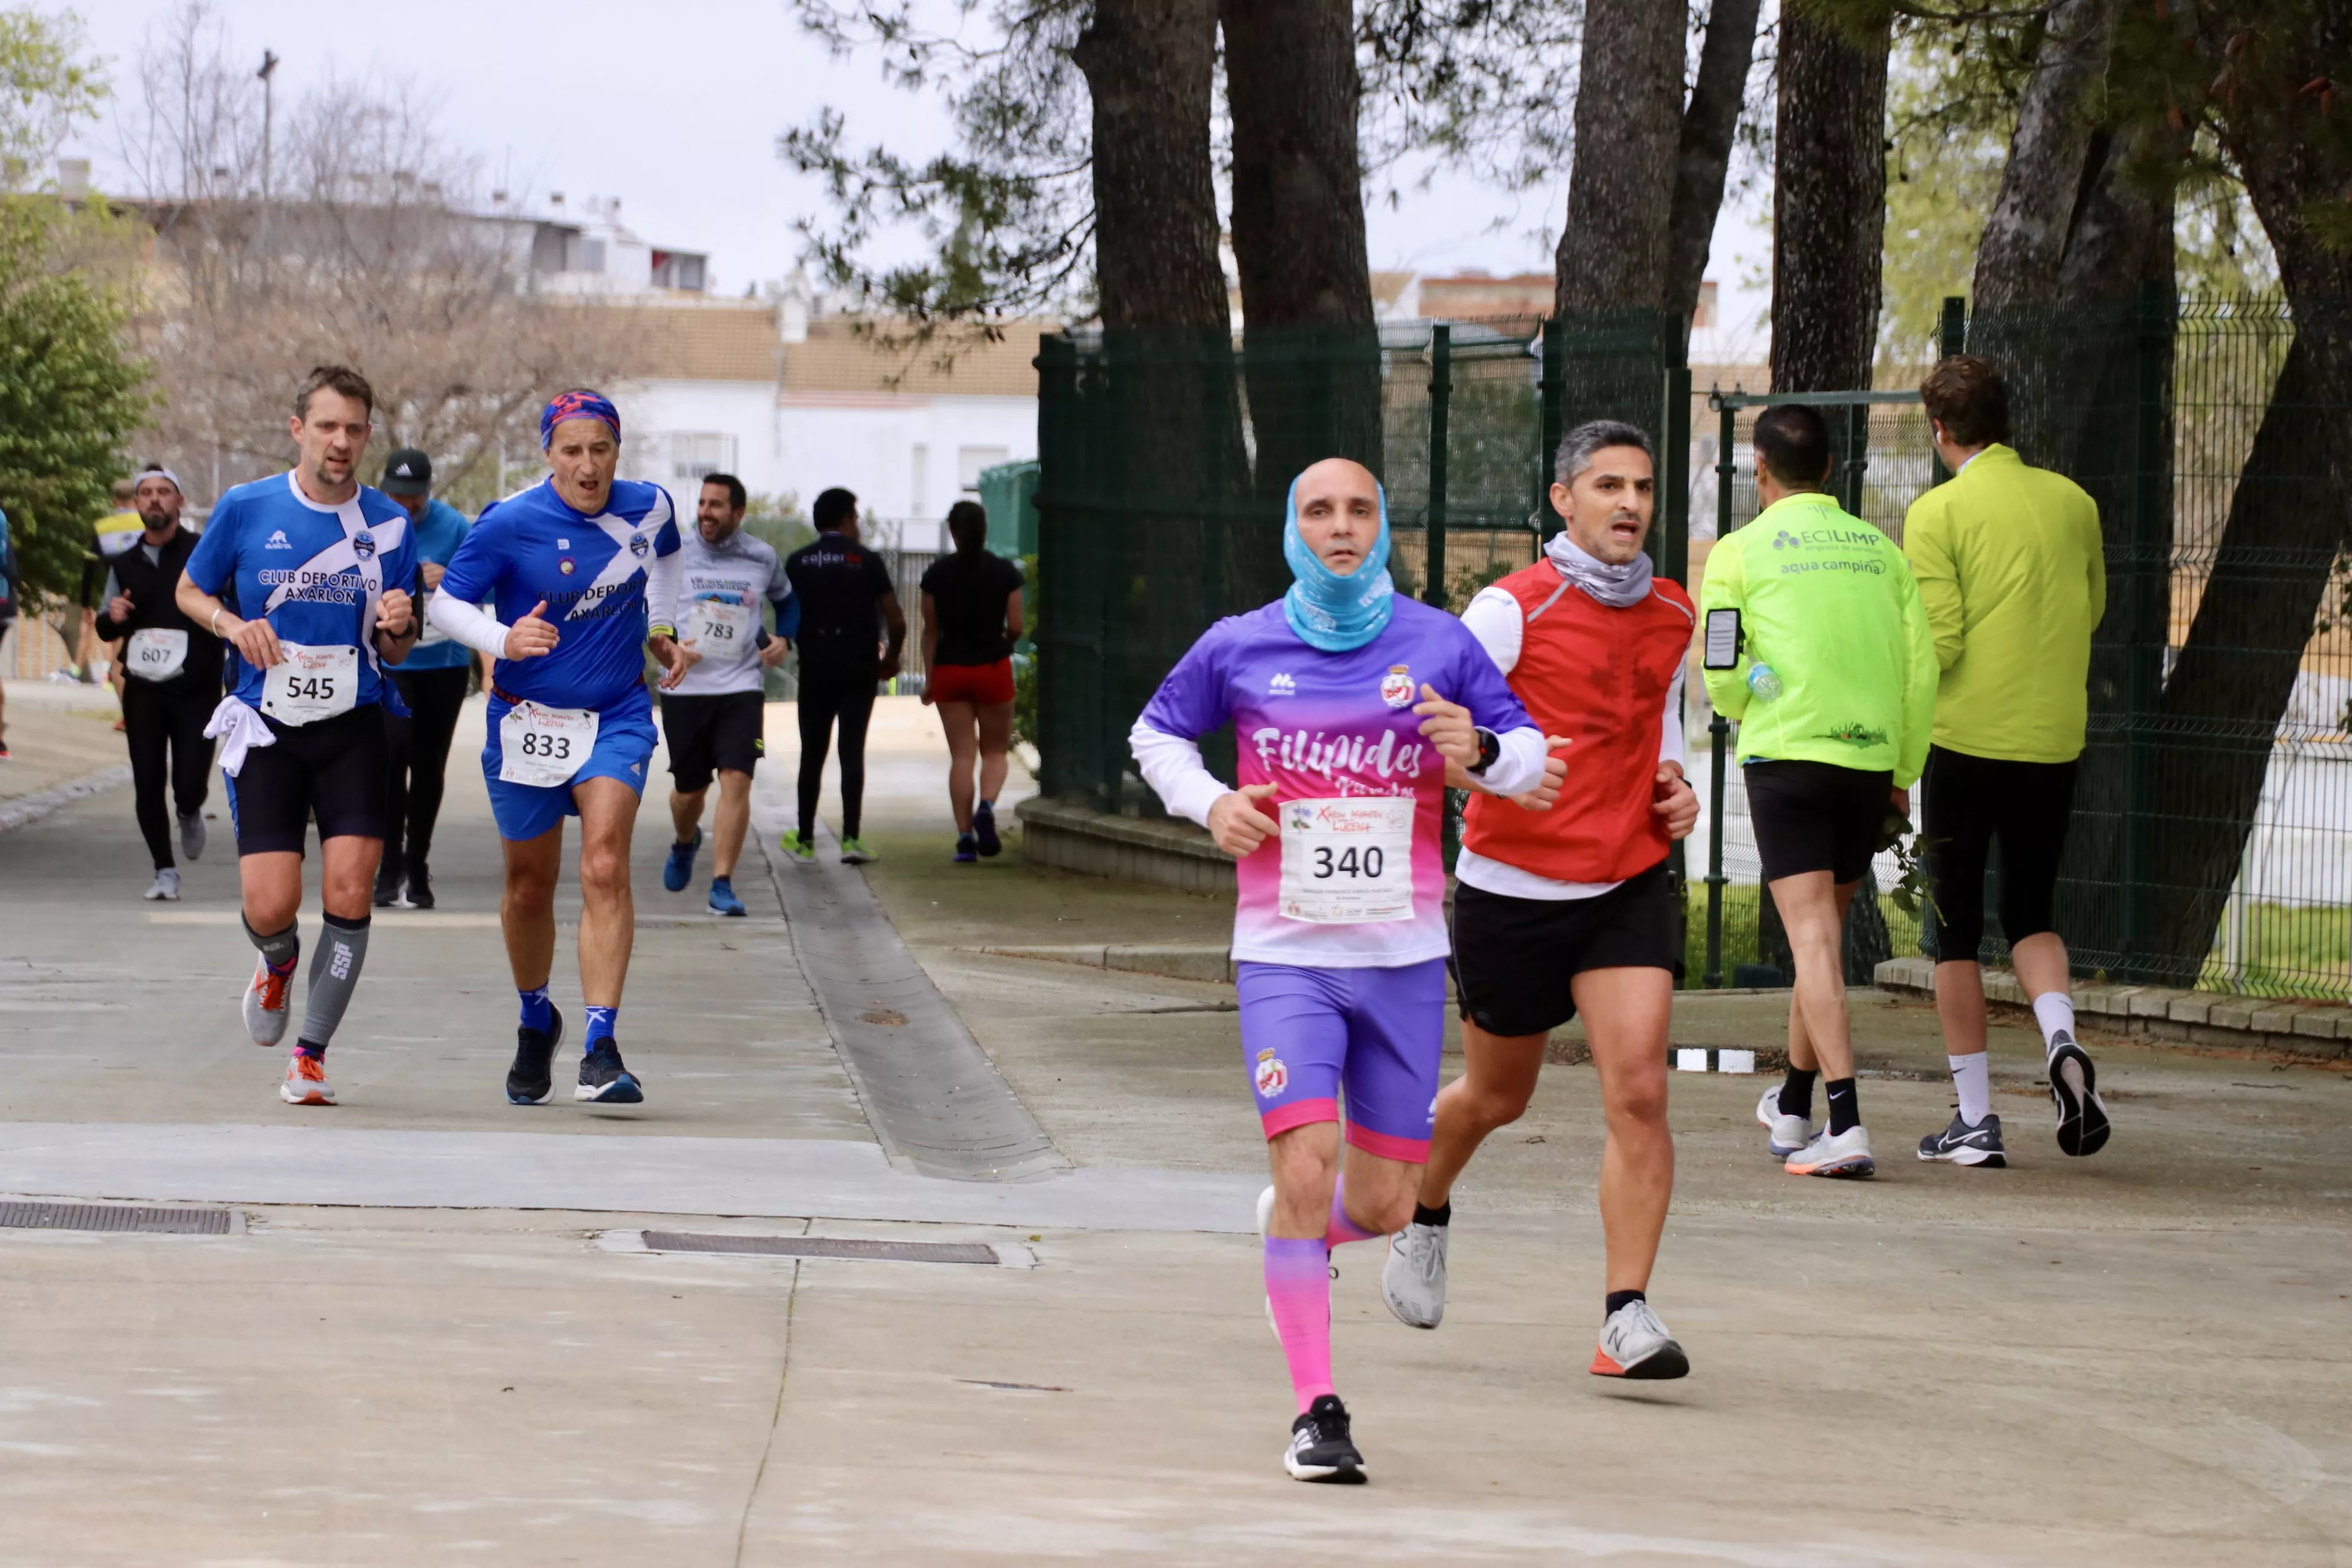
576, 1040, 645, 1104
2047, 1035, 2109, 1157
1917, 1112, 2006, 1167
506, 1006, 563, 1106
1284, 1394, 1366, 1483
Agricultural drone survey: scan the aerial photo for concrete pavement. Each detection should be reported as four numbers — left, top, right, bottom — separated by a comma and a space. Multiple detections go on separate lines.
1, 694, 2348, 1563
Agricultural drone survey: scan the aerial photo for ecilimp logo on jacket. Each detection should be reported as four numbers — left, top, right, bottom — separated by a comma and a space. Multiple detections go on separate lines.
1253, 1048, 1288, 1098
1772, 530, 1801, 550
352, 530, 375, 560
1380, 664, 1414, 708
629, 533, 649, 558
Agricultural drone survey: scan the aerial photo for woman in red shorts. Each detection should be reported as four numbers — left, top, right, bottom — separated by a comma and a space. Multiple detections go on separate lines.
919, 501, 1026, 861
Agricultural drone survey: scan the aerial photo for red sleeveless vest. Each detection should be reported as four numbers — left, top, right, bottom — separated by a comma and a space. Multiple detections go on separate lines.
1460, 562, 1696, 884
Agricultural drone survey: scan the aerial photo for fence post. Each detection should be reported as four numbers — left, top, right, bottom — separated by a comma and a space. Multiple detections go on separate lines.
1536, 318, 1564, 538
1659, 364, 1693, 584
2123, 279, 2168, 974
1426, 325, 1451, 609
1930, 296, 1966, 485
1707, 397, 1737, 988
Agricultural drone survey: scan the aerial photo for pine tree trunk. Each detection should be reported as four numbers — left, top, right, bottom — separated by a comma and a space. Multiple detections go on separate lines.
1553, 0, 1685, 316
1769, 6, 1889, 393
1664, 0, 1765, 322
1969, 0, 2124, 310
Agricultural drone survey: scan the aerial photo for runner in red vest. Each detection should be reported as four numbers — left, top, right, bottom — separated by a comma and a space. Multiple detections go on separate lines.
1380, 419, 1701, 1380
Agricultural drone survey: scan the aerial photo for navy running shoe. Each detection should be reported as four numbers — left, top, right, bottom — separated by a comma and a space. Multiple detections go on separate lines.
507, 1005, 564, 1106
576, 1040, 644, 1104
972, 799, 1002, 857
662, 829, 702, 893
708, 876, 746, 917
954, 832, 978, 864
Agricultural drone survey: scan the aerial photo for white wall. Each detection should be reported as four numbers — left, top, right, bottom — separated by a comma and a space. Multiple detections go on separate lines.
618, 380, 1037, 544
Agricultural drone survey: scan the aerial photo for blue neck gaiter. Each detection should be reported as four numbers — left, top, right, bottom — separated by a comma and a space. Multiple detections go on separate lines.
1281, 475, 1394, 653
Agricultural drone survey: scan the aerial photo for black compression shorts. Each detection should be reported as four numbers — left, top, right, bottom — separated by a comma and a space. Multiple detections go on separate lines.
1449, 861, 1678, 1038
226, 703, 388, 855
1743, 759, 1893, 885
660, 690, 767, 793
1919, 744, 2077, 962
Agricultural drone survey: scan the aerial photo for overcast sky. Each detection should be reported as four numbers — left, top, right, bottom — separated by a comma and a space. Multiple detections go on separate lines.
67, 0, 1769, 352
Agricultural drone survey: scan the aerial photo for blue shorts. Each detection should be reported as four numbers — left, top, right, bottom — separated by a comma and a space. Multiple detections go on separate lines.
1237, 958, 1448, 1162
481, 693, 659, 842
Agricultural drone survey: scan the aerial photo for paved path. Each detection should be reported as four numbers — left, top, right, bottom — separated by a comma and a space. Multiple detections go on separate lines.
1, 694, 2348, 1564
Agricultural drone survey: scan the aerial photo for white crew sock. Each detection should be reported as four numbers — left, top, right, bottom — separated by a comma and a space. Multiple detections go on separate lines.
1948, 1052, 1991, 1127
2031, 992, 2076, 1059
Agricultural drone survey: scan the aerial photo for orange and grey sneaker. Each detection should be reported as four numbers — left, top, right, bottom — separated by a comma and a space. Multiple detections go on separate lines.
1592, 1298, 1690, 1380
244, 956, 294, 1047
279, 1051, 335, 1106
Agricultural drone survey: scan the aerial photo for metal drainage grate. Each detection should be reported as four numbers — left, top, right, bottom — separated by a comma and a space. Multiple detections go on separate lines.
642, 1231, 999, 1265
0, 1201, 231, 1235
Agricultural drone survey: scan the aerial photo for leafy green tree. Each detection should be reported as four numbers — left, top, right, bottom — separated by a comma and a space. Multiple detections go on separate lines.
0, 6, 104, 194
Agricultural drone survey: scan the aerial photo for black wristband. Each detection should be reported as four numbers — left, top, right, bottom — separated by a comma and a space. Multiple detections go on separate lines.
1466, 726, 1501, 776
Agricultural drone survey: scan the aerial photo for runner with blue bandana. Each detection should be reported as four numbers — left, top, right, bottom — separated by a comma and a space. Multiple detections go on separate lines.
175, 365, 422, 1109
427, 389, 688, 1106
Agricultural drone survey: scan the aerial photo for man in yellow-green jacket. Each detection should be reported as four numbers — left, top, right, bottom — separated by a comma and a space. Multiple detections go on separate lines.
1904, 355, 2111, 1170
1702, 404, 1937, 1181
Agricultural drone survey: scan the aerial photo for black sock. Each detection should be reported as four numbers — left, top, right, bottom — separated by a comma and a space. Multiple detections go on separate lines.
1825, 1077, 1860, 1136
1778, 1067, 1818, 1121
1412, 1200, 1451, 1229
1605, 1288, 1646, 1319
295, 1038, 326, 1060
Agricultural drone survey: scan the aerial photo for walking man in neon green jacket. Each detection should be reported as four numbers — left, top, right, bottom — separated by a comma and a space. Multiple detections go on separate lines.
1703, 404, 1937, 1179
1905, 356, 2111, 1167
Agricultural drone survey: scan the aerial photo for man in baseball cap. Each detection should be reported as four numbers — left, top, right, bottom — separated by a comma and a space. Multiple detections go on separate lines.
375, 447, 475, 909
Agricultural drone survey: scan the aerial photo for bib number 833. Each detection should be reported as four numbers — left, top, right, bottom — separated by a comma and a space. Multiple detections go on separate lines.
1312, 844, 1384, 880
518, 731, 572, 761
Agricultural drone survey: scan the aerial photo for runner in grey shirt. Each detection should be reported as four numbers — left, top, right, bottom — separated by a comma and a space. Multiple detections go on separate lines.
658, 473, 794, 914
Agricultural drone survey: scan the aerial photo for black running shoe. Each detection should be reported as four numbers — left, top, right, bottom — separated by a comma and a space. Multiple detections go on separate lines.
972, 799, 1002, 857
1283, 1394, 1366, 1483
576, 1040, 644, 1105
1917, 1111, 2007, 1167
406, 864, 435, 910
373, 872, 403, 909
506, 1006, 563, 1106
2047, 1035, 2110, 1157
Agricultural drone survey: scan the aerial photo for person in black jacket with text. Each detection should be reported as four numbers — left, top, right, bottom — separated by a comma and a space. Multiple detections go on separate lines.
92, 466, 222, 899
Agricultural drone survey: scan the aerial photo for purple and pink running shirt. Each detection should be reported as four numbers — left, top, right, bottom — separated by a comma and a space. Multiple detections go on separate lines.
1136, 599, 1532, 968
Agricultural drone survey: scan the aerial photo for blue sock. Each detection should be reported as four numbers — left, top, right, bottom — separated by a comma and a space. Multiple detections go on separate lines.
584, 1005, 618, 1046
519, 985, 553, 1034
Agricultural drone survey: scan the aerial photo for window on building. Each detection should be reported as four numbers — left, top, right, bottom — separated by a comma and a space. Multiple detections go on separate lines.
910, 444, 929, 514
663, 432, 737, 484
958, 445, 1011, 492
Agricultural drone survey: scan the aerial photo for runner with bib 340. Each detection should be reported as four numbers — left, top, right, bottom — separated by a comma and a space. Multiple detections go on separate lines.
175, 365, 422, 1108
427, 390, 688, 1108
1130, 458, 1546, 1485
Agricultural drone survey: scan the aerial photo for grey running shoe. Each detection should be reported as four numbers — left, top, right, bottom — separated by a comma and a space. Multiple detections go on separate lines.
1380, 1219, 1448, 1329
1784, 1125, 1875, 1178
1592, 1298, 1689, 1380
1283, 1394, 1366, 1483
243, 953, 293, 1047
2048, 1035, 2111, 1157
1755, 1086, 1815, 1158
178, 811, 205, 862
143, 867, 181, 901
1918, 1112, 2006, 1167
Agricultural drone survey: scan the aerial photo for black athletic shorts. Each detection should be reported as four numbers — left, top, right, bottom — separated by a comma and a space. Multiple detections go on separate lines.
661, 689, 767, 793
1919, 744, 2077, 962
1449, 861, 1678, 1038
226, 703, 388, 855
1742, 759, 1893, 885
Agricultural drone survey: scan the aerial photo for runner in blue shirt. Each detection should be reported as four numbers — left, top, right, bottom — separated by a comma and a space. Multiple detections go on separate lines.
175, 365, 422, 1109
374, 446, 475, 910
428, 389, 688, 1106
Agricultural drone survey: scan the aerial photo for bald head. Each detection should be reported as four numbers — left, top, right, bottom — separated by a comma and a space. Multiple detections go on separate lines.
1292, 458, 1382, 577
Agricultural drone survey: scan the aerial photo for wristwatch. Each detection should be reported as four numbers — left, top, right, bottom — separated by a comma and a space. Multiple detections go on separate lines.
1466, 726, 1501, 776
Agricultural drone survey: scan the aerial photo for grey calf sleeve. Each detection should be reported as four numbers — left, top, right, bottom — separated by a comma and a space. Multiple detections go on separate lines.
243, 915, 300, 969
298, 912, 371, 1049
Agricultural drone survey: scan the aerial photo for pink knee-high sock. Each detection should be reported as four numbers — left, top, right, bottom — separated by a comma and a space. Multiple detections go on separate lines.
1324, 1175, 1380, 1248
1264, 1237, 1334, 1414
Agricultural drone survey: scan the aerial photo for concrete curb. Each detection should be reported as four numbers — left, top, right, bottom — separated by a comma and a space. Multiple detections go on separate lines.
1873, 955, 2352, 1063
976, 942, 1237, 984
1014, 796, 1235, 894
0, 764, 132, 834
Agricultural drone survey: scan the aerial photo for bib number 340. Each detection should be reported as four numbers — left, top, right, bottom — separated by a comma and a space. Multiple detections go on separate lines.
498, 701, 601, 789
1278, 795, 1415, 925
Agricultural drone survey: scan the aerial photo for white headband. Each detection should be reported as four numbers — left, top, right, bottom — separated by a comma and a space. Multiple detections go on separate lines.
136, 466, 185, 496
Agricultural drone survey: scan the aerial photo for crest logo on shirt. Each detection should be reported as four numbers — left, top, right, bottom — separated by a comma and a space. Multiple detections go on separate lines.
1380, 665, 1414, 708
1268, 672, 1296, 697
629, 533, 649, 558
265, 530, 292, 550
558, 557, 576, 576
352, 530, 375, 560
1253, 1048, 1289, 1099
